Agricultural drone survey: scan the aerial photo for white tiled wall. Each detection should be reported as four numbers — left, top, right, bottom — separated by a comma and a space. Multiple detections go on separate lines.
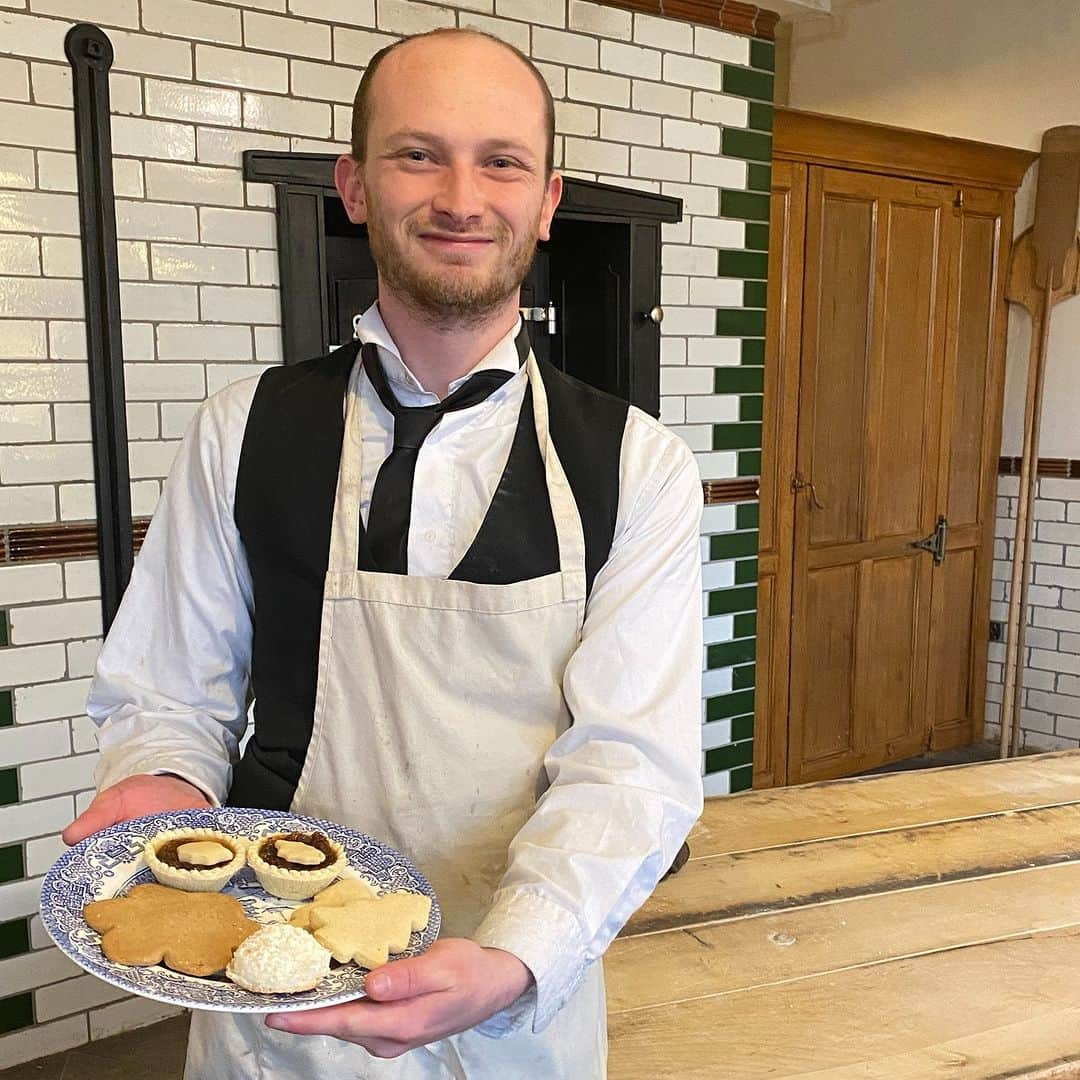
0, 0, 763, 1064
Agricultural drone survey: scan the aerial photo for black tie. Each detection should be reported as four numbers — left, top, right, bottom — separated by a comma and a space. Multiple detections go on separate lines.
362, 343, 514, 574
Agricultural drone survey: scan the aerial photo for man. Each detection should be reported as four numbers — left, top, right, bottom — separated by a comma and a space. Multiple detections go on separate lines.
63, 28, 703, 1078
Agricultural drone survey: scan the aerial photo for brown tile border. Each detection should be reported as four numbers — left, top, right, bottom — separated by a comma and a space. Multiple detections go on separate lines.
0, 480, 759, 564
595, 0, 780, 39
999, 457, 1080, 480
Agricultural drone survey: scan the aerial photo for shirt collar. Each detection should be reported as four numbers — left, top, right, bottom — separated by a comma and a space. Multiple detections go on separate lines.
352, 303, 524, 402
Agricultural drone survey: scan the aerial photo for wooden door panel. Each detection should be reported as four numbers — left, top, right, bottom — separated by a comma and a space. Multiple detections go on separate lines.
929, 546, 978, 735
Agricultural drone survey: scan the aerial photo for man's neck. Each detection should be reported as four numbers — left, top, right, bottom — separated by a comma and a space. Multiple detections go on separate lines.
375, 290, 521, 400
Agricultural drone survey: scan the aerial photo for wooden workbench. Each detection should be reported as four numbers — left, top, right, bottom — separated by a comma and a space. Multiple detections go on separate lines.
606, 750, 1080, 1079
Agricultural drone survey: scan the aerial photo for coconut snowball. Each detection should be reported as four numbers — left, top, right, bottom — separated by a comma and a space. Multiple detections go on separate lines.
225, 923, 332, 993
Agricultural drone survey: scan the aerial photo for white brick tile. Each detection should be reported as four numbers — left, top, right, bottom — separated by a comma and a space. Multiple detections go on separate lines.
0, 11, 68, 63
632, 79, 691, 118
146, 79, 241, 127
702, 613, 734, 644
702, 665, 734, 696
332, 103, 352, 143
205, 363, 272, 396
696, 450, 738, 480
0, 56, 28, 102
663, 243, 714, 276
693, 90, 749, 127
534, 28, 598, 69
245, 180, 276, 209
600, 108, 660, 146
661, 275, 688, 305
660, 366, 713, 396
692, 216, 744, 249
0, 190, 79, 234
161, 401, 200, 439
0, 562, 62, 605
495, 0, 563, 27
0, 277, 83, 320
634, 13, 692, 53
669, 423, 711, 452
290, 59, 362, 104
199, 206, 277, 249
689, 278, 743, 308
1029, 689, 1080, 718
248, 249, 279, 287
377, 0, 455, 34
150, 242, 248, 285
118, 282, 198, 322
66, 638, 102, 679
0, 642, 66, 686
688, 335, 740, 366
702, 504, 736, 532
458, 12, 529, 52
71, 714, 99, 754
195, 46, 286, 95
243, 92, 331, 137
664, 53, 721, 91
36, 974, 128, 1023
125, 363, 205, 401
19, 750, 97, 800
129, 440, 180, 479
694, 25, 749, 65
0, 402, 49, 442
1034, 608, 1080, 633
570, 0, 630, 39
0, 946, 79, 999
15, 677, 91, 723
89, 997, 183, 1041
0, 234, 36, 280
0, 146, 35, 188
0, 796, 73, 851
567, 69, 630, 109
200, 285, 280, 324
121, 322, 155, 363
10, 600, 101, 648
143, 0, 242, 44
112, 116, 196, 162
664, 118, 719, 154
58, 483, 93, 521
1038, 479, 1076, 501
1037, 522, 1080, 546
255, 326, 283, 363
24, 832, 66, 878
0, 1015, 87, 1072
244, 9, 331, 57
660, 337, 686, 364
35, 150, 75, 193
534, 61, 566, 101
0, 362, 87, 402
702, 767, 731, 796
31, 0, 138, 25
40, 237, 144, 281
0, 484, 55, 525
32, 63, 141, 116
197, 127, 289, 168
600, 40, 661, 80
665, 179, 719, 217
692, 153, 746, 189
554, 101, 598, 138
663, 218, 691, 245
631, 146, 689, 183
145, 162, 245, 207
289, 0, 376, 25
686, 395, 739, 423
334, 26, 398, 67
132, 478, 162, 517
1036, 565, 1080, 590
447, 0, 494, 10
702, 560, 735, 591
659, 396, 684, 425
102, 29, 190, 80
0, 718, 69, 767
157, 322, 252, 361
1, 442, 91, 485
1031, 648, 1080, 675
0, 320, 46, 360
563, 136, 627, 176
52, 404, 85, 440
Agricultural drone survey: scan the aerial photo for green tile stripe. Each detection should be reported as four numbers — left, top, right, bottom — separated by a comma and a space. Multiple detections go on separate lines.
0, 689, 12, 729
718, 249, 768, 280
748, 102, 774, 133
710, 531, 758, 560
0, 768, 18, 807
716, 308, 766, 337
746, 223, 769, 251
0, 991, 34, 1035
705, 737, 754, 772
706, 689, 755, 723
713, 421, 762, 451
739, 450, 762, 476
742, 339, 765, 366
721, 189, 770, 222
740, 394, 763, 422
0, 844, 23, 884
722, 65, 774, 102
722, 128, 771, 163
708, 586, 756, 617
747, 163, 771, 193
737, 503, 760, 530
732, 665, 756, 692
734, 612, 757, 639
0, 611, 7, 648
750, 39, 775, 73
732, 712, 754, 740
734, 558, 757, 584
715, 366, 763, 395
730, 764, 754, 792
743, 281, 767, 308
707, 638, 756, 669
0, 917, 30, 960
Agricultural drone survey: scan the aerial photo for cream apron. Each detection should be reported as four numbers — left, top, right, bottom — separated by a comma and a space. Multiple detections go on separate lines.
186, 351, 607, 1079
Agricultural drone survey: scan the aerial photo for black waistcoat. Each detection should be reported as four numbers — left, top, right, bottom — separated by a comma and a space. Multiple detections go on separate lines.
228, 337, 629, 809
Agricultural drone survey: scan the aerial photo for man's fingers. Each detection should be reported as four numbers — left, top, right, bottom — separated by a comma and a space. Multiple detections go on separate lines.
61, 791, 118, 846
266, 999, 425, 1044
365, 951, 457, 1002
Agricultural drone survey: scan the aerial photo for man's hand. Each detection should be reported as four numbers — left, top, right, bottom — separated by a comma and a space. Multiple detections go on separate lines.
62, 774, 212, 846
265, 939, 532, 1058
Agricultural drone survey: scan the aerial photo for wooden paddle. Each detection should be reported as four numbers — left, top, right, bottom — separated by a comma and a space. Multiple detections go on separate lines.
999, 126, 1080, 758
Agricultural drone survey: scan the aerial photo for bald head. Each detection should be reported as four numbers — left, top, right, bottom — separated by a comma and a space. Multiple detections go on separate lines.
350, 29, 556, 178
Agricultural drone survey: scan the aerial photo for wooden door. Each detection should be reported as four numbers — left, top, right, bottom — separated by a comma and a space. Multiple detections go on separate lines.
787, 166, 958, 783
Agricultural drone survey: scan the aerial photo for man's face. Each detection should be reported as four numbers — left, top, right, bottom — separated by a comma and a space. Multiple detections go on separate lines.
336, 35, 562, 327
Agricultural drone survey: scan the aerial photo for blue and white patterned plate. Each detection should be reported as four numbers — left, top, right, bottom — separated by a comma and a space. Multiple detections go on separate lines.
40, 807, 441, 1013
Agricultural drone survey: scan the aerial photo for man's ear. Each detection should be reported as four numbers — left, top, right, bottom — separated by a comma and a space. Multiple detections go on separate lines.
537, 171, 563, 243
334, 155, 367, 225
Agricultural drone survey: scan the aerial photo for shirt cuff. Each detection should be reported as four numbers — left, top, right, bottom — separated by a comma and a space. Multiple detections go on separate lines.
471, 889, 589, 1038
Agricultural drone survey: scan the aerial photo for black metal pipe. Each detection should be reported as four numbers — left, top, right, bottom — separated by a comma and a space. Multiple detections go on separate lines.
64, 23, 133, 632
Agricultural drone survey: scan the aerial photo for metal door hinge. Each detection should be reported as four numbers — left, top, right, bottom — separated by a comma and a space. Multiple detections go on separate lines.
792, 473, 826, 510
911, 515, 949, 565
520, 302, 556, 335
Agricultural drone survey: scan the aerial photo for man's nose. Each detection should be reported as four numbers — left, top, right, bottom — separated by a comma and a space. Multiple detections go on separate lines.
431, 164, 484, 224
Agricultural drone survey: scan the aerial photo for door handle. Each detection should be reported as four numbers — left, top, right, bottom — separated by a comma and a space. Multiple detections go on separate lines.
911, 515, 949, 565
792, 473, 826, 510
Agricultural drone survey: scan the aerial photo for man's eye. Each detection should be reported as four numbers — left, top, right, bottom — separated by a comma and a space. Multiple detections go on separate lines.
405, 150, 430, 162
490, 157, 515, 169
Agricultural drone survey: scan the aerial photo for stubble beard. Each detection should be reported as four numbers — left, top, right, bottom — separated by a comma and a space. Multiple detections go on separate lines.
366, 203, 539, 330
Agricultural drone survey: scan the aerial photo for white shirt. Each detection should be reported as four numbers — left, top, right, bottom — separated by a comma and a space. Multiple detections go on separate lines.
87, 304, 705, 1034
